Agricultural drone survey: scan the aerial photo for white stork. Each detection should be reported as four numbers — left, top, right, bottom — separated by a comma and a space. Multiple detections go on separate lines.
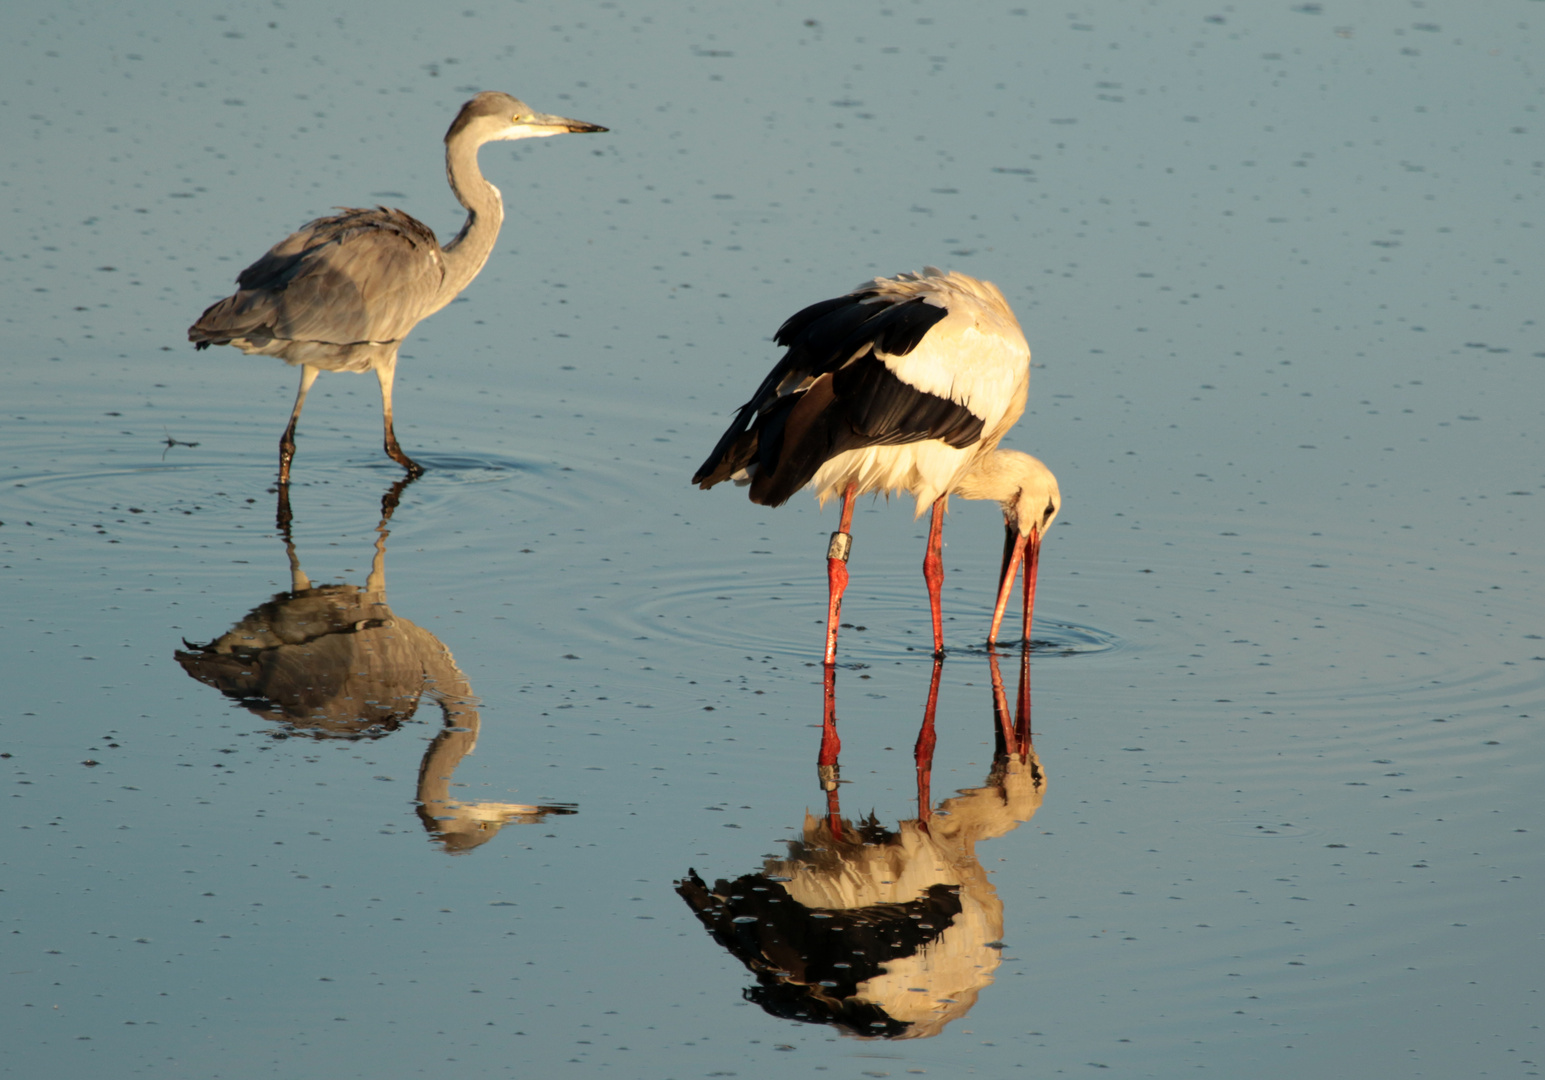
693, 268, 1055, 663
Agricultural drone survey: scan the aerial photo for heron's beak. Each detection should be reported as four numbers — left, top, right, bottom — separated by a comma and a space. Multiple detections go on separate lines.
507, 114, 609, 141
989, 524, 1028, 645
538, 113, 608, 135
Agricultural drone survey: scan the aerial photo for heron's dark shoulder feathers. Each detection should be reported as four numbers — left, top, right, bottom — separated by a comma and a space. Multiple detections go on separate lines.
235, 207, 440, 292
193, 206, 447, 350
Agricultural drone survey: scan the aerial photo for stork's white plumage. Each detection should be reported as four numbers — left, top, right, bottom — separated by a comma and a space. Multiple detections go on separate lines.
693, 268, 1047, 663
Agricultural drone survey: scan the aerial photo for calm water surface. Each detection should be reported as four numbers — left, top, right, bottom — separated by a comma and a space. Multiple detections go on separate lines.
3, 2, 1542, 1077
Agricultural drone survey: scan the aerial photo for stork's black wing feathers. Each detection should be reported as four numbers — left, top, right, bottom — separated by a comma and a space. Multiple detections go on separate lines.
773, 293, 869, 348
693, 291, 952, 487
831, 355, 984, 450
744, 356, 985, 507
693, 294, 893, 482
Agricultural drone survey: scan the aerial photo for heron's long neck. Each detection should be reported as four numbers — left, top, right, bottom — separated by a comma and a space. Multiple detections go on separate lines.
436, 133, 505, 311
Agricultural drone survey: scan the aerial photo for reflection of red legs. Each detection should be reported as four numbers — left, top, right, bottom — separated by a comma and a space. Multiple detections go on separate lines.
818, 663, 843, 839
824, 785, 844, 842
923, 498, 947, 656
818, 662, 841, 775
913, 657, 944, 823
823, 485, 857, 666
1014, 640, 1033, 758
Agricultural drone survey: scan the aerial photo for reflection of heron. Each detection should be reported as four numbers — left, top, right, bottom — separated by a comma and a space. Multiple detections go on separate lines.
677, 648, 1042, 1039
189, 92, 607, 483
175, 480, 575, 853
693, 269, 1042, 663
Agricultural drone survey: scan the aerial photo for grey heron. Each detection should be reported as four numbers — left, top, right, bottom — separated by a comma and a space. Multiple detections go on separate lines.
189, 91, 606, 483
693, 268, 1053, 662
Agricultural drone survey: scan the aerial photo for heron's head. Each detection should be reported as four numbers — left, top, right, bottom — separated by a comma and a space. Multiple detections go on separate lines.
958, 450, 1060, 539
446, 91, 608, 145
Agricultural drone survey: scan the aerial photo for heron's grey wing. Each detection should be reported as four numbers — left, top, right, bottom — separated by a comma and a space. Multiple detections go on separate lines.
191, 208, 446, 346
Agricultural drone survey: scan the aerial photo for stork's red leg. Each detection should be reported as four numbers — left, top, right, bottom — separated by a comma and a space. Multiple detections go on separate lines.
914, 657, 944, 823
923, 498, 947, 656
823, 484, 857, 666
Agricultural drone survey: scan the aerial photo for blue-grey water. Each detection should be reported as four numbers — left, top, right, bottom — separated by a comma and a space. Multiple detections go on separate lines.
3, 2, 1542, 1077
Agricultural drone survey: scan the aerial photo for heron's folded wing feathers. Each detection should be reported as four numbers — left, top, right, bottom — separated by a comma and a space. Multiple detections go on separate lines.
192, 208, 445, 346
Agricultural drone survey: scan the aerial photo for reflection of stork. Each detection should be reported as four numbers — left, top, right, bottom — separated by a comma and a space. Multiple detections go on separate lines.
693, 269, 1046, 662
189, 92, 606, 483
175, 480, 574, 853
677, 647, 1042, 1039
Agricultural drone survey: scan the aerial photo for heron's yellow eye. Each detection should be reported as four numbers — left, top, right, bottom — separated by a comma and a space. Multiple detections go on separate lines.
511, 113, 526, 123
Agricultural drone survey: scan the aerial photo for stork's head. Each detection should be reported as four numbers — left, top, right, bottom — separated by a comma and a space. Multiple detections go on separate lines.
956, 450, 1060, 539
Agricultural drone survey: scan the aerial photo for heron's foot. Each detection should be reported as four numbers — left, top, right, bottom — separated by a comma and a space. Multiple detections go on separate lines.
388, 453, 425, 478
384, 438, 425, 478
277, 432, 298, 487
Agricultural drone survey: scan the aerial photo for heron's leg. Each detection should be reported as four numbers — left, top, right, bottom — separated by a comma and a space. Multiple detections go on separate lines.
922, 497, 947, 657
913, 656, 944, 823
989, 526, 1028, 645
1022, 527, 1043, 645
822, 484, 857, 666
375, 356, 424, 478
278, 364, 321, 486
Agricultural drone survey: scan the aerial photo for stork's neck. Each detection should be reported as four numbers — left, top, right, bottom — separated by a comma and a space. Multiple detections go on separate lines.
436, 133, 505, 311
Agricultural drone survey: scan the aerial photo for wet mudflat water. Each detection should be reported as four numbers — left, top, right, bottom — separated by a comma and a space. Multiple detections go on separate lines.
3, 1, 1542, 1077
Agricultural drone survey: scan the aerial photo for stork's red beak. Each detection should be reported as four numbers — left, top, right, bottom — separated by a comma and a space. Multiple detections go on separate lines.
988, 524, 1027, 645
989, 525, 1043, 646
1022, 527, 1042, 643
